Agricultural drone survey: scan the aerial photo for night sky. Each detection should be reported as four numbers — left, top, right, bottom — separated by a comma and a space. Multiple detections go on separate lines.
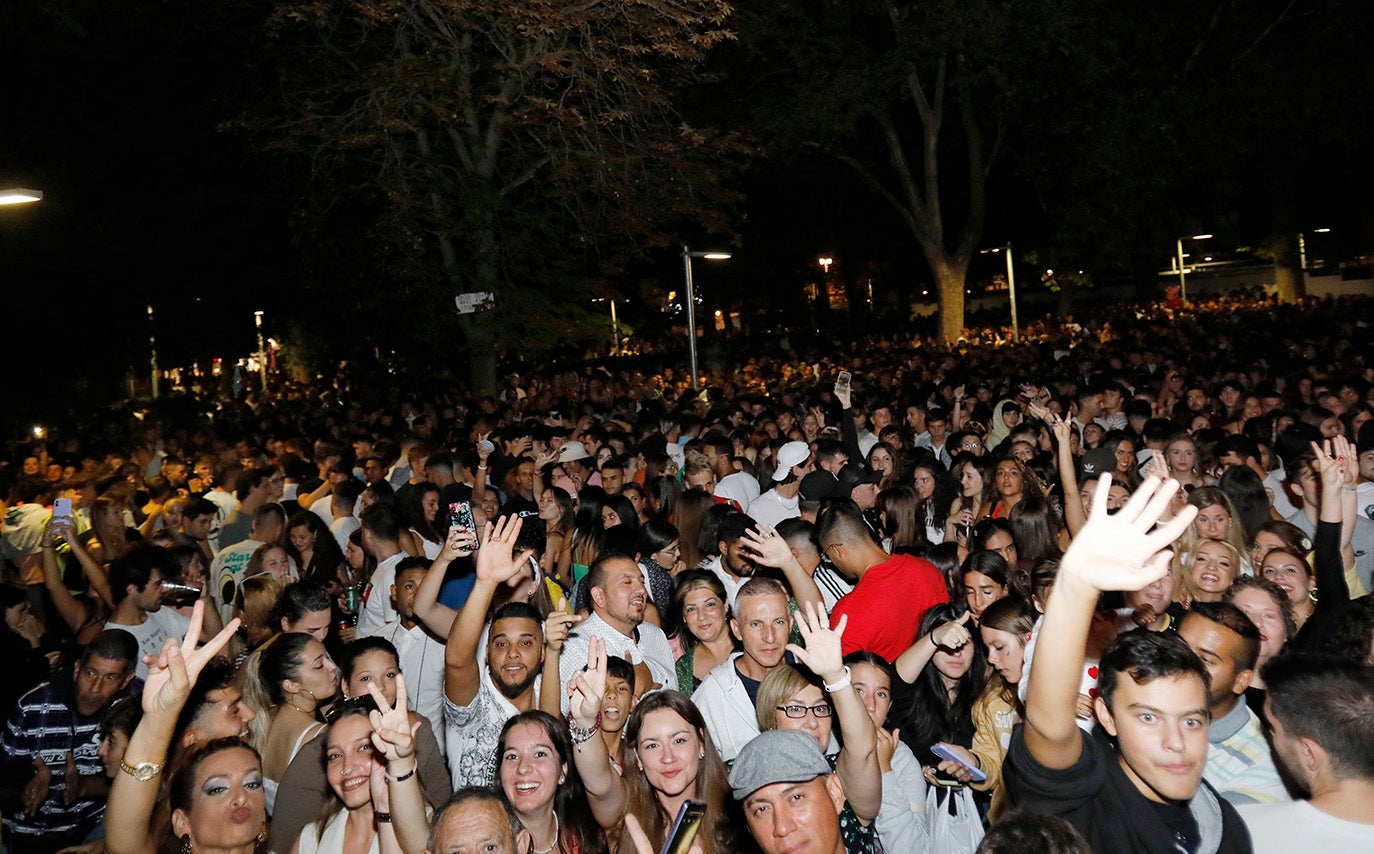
3, 1, 1372, 427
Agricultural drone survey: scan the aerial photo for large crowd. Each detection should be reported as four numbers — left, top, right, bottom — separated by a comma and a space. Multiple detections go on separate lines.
1, 294, 1372, 854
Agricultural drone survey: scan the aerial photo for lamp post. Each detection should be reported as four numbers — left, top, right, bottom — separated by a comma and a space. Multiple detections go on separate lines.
254, 311, 267, 391
1297, 227, 1331, 272
593, 298, 621, 354
148, 304, 159, 399
681, 246, 732, 390
0, 189, 42, 205
978, 243, 1019, 341
1174, 233, 1212, 304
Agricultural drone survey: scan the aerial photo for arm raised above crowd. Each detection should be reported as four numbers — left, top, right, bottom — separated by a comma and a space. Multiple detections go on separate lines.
789, 602, 881, 823
739, 523, 824, 613
1023, 475, 1194, 771
444, 515, 529, 707
414, 527, 471, 639
567, 638, 628, 829
106, 603, 239, 854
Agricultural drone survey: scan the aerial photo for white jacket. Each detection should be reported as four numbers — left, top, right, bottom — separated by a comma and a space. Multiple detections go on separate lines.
691, 654, 760, 763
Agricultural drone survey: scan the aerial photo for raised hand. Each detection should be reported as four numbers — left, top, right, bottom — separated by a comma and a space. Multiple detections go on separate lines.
931, 611, 973, 650
1330, 435, 1356, 486
474, 515, 532, 585
142, 600, 241, 717
787, 602, 847, 685
567, 637, 607, 728
739, 523, 795, 569
367, 675, 417, 766
1060, 475, 1196, 593
543, 600, 583, 653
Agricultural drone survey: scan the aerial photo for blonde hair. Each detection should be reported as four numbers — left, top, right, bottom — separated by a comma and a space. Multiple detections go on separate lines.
1178, 538, 1242, 604
755, 664, 821, 732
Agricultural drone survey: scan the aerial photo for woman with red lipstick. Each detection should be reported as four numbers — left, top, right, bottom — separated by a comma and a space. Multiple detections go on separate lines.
105, 601, 256, 854
495, 710, 610, 854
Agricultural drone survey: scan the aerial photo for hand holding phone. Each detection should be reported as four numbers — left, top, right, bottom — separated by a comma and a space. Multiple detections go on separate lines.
660, 800, 706, 854
448, 501, 479, 550
931, 742, 987, 783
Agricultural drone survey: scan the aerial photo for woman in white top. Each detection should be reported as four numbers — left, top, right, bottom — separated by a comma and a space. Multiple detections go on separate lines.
242, 632, 340, 813
399, 483, 445, 560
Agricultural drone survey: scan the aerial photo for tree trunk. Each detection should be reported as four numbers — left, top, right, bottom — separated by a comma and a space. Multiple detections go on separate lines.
935, 258, 968, 341
1270, 178, 1304, 303
1271, 232, 1304, 303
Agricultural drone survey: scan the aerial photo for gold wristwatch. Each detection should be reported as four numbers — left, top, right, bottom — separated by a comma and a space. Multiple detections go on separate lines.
119, 758, 164, 782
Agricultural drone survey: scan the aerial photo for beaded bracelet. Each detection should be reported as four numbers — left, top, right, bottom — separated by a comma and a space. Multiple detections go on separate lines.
570, 713, 602, 745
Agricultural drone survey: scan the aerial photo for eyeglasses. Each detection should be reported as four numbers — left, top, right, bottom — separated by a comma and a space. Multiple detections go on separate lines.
821, 543, 844, 559
775, 703, 833, 719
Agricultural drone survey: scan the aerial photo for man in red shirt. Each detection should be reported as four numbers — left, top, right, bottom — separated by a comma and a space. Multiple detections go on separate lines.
817, 501, 947, 661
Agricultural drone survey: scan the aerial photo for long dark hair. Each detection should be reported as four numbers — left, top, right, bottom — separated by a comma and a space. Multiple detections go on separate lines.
892, 602, 986, 766
913, 458, 958, 532
496, 711, 609, 854
400, 482, 444, 544
286, 510, 346, 586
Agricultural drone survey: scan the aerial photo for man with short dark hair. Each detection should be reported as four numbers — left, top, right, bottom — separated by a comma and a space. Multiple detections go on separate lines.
704, 433, 760, 511
1237, 655, 1374, 849
558, 553, 676, 712
217, 467, 274, 548
210, 502, 289, 622
439, 516, 547, 788
819, 502, 945, 660
368, 557, 447, 750
1, 631, 139, 851
357, 502, 408, 636
1179, 603, 1290, 805
176, 496, 219, 563
105, 545, 212, 679
1006, 475, 1251, 852
174, 658, 256, 751
703, 511, 759, 608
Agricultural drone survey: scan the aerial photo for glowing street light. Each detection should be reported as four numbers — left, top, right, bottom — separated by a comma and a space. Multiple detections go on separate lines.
818, 256, 833, 274
978, 243, 1019, 341
681, 246, 732, 390
0, 188, 42, 205
1174, 233, 1212, 303
255, 311, 267, 391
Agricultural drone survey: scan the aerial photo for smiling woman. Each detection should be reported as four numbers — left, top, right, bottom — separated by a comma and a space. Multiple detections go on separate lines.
496, 710, 609, 854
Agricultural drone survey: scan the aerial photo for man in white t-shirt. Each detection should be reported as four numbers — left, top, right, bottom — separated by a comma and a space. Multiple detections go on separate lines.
357, 503, 407, 636
747, 441, 814, 529
105, 545, 222, 680
1238, 655, 1374, 851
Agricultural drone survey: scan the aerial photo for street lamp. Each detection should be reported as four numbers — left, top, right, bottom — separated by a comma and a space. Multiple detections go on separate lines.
1298, 228, 1332, 272
254, 310, 267, 391
592, 298, 621, 354
818, 256, 833, 274
0, 188, 42, 205
681, 246, 732, 390
1174, 234, 1212, 304
978, 243, 1019, 341
148, 305, 159, 399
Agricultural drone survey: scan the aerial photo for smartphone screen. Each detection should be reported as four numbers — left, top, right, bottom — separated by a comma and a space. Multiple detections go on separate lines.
835, 371, 852, 398
660, 800, 706, 854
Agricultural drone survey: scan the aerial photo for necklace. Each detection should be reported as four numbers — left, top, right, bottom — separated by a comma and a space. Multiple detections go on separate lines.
530, 812, 560, 854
